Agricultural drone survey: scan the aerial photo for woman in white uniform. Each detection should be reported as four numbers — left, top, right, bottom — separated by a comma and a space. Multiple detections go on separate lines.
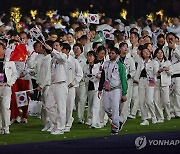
134, 45, 159, 125
153, 48, 173, 122
84, 51, 101, 128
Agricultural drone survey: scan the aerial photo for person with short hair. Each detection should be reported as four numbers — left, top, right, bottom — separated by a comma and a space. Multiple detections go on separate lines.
0, 42, 18, 134
98, 47, 128, 134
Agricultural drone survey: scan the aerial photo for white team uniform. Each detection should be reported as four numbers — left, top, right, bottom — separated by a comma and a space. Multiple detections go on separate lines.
134, 58, 159, 124
65, 55, 83, 131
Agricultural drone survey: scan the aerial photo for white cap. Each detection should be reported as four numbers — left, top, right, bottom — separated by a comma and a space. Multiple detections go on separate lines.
54, 23, 66, 29
0, 21, 4, 27
62, 16, 70, 22
115, 19, 122, 24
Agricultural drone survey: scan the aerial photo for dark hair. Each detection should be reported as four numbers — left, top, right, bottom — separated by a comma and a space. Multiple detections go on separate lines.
130, 32, 139, 39
153, 48, 167, 61
61, 42, 71, 51
86, 50, 99, 64
0, 42, 6, 50
138, 45, 144, 51
157, 34, 165, 40
105, 40, 114, 50
110, 47, 120, 55
166, 32, 176, 39
80, 35, 88, 41
96, 45, 106, 55
92, 42, 101, 50
73, 43, 83, 53
119, 42, 128, 48
33, 41, 41, 49
75, 26, 84, 32
130, 27, 138, 33
175, 35, 179, 41
42, 40, 54, 54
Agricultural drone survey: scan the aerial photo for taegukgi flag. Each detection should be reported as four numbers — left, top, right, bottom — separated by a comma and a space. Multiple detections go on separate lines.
87, 13, 99, 24
15, 91, 28, 107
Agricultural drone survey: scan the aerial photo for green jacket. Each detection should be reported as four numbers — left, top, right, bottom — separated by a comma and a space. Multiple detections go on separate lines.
117, 60, 128, 96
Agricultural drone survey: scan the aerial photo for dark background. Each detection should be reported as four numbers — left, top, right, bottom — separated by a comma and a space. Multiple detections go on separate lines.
0, 0, 180, 19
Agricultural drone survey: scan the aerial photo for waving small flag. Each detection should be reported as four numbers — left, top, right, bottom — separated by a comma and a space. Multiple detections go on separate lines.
78, 11, 86, 25
87, 13, 99, 24
16, 91, 28, 107
103, 31, 114, 40
93, 32, 105, 44
29, 26, 45, 45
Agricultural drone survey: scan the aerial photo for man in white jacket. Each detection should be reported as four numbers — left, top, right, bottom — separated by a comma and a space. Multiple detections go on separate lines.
61, 43, 83, 132
164, 32, 180, 118
44, 42, 68, 135
119, 42, 136, 121
0, 42, 17, 134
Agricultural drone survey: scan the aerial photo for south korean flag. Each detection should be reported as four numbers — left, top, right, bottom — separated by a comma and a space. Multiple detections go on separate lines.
87, 13, 99, 24
16, 91, 28, 107
103, 31, 114, 40
29, 26, 45, 45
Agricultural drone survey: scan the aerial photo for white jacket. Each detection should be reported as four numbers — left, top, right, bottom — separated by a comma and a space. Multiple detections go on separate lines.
134, 58, 159, 82
67, 55, 83, 87
4, 61, 18, 86
37, 54, 52, 89
121, 53, 136, 79
51, 49, 68, 83
84, 63, 101, 91
155, 59, 173, 86
163, 45, 180, 74
76, 53, 87, 83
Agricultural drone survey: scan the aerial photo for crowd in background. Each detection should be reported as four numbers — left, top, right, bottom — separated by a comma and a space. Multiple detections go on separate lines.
0, 12, 179, 135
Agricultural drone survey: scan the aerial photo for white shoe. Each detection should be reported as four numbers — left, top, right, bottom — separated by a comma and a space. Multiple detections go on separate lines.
128, 115, 136, 119
10, 118, 15, 125
170, 113, 175, 118
64, 127, 70, 132
4, 129, 10, 134
41, 125, 51, 131
152, 117, 157, 124
156, 119, 164, 123
49, 126, 56, 133
51, 129, 64, 135
0, 129, 4, 134
15, 116, 21, 123
167, 116, 171, 121
85, 121, 91, 126
140, 120, 149, 125
21, 118, 28, 123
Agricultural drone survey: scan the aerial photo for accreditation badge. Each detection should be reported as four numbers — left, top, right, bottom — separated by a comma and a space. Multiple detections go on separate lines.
148, 77, 155, 87
103, 80, 111, 91
0, 73, 4, 82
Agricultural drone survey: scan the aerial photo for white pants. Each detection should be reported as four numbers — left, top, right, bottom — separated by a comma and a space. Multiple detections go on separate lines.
46, 83, 68, 131
154, 79, 171, 120
171, 77, 180, 117
87, 90, 101, 127
103, 88, 123, 131
130, 83, 140, 116
99, 94, 108, 125
139, 78, 156, 121
66, 87, 75, 129
41, 86, 52, 127
120, 79, 133, 121
0, 86, 11, 131
75, 82, 87, 122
